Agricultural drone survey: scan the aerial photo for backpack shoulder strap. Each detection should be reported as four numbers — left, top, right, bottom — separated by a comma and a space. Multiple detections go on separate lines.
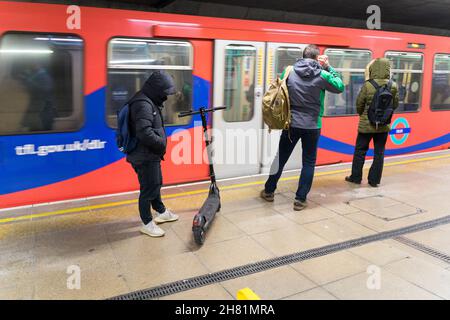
368, 79, 380, 90
281, 65, 293, 81
387, 79, 393, 90
128, 95, 154, 111
129, 97, 152, 106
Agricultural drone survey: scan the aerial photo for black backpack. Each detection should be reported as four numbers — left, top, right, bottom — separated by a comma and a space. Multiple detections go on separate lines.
367, 79, 394, 129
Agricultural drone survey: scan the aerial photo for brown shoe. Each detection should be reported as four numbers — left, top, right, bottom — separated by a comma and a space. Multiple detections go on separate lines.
293, 200, 307, 211
260, 190, 274, 202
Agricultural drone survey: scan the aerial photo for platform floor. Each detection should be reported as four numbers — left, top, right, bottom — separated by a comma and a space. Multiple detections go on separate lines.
1, 150, 450, 300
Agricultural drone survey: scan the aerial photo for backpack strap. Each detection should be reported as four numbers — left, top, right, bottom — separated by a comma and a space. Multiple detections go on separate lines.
281, 65, 293, 81
128, 95, 157, 115
369, 79, 393, 90
131, 96, 165, 127
128, 97, 152, 108
387, 79, 393, 90
368, 79, 380, 90
127, 95, 158, 122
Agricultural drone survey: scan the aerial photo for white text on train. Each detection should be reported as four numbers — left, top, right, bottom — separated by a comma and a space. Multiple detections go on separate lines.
15, 139, 107, 156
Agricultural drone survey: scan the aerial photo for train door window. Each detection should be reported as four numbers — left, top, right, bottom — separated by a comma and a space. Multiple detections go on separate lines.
0, 33, 84, 135
385, 51, 423, 112
107, 38, 193, 127
324, 49, 372, 116
223, 44, 256, 122
275, 47, 302, 76
431, 54, 450, 111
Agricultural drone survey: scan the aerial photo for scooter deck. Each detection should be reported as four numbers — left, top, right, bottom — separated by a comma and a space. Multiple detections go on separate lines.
194, 191, 220, 229
192, 185, 220, 245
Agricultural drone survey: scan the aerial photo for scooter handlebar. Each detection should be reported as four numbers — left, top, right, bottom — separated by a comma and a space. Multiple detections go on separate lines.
178, 106, 227, 118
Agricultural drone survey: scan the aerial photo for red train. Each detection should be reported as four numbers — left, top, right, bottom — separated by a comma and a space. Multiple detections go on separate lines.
0, 1, 449, 209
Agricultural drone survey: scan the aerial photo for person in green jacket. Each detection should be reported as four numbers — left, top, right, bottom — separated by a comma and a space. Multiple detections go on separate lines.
345, 58, 399, 187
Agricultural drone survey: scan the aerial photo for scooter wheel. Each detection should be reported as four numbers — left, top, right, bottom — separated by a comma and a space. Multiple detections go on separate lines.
193, 227, 205, 245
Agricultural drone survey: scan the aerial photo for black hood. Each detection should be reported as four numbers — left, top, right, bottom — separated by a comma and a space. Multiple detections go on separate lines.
142, 70, 176, 106
293, 58, 322, 79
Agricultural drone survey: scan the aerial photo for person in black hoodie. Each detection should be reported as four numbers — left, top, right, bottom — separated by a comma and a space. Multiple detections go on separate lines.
127, 71, 179, 237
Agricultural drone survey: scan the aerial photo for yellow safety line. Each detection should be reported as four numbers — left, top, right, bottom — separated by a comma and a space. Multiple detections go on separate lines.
1, 153, 449, 224
0, 199, 138, 224
384, 154, 450, 166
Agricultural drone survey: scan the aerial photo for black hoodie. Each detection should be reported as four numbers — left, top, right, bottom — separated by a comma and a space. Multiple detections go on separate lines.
126, 71, 176, 164
142, 71, 176, 106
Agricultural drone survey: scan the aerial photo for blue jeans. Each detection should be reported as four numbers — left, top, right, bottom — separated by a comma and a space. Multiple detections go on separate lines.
264, 127, 321, 201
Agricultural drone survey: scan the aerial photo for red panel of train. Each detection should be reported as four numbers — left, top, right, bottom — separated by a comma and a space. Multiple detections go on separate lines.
0, 1, 449, 209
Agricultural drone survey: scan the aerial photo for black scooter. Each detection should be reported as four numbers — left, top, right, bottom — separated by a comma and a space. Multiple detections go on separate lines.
178, 106, 226, 245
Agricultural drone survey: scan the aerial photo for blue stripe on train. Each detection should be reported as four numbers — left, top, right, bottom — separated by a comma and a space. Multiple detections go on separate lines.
318, 133, 450, 156
0, 75, 210, 195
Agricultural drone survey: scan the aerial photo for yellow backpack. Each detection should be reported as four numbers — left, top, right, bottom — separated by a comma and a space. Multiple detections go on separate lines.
262, 65, 293, 131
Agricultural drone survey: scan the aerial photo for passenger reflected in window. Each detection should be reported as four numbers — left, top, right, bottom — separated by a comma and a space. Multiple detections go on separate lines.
432, 59, 450, 110
107, 38, 193, 127
164, 80, 192, 124
433, 73, 450, 103
323, 49, 372, 116
223, 45, 256, 122
16, 61, 56, 132
385, 52, 423, 112
275, 47, 302, 77
245, 83, 254, 105
0, 33, 83, 135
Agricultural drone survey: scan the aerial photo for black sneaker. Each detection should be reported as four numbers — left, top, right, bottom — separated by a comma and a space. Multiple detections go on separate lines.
345, 176, 361, 185
368, 181, 379, 188
293, 200, 307, 211
260, 190, 274, 202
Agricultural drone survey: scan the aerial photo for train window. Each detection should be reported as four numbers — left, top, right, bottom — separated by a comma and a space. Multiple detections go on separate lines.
275, 47, 302, 76
324, 49, 372, 116
385, 51, 423, 112
0, 33, 84, 135
223, 45, 256, 122
431, 54, 450, 111
107, 38, 193, 127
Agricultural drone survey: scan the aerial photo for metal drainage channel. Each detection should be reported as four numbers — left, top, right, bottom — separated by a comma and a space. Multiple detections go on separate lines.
395, 236, 450, 264
110, 215, 450, 300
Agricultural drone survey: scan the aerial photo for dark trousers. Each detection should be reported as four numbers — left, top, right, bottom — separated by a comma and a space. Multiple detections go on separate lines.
132, 161, 166, 224
265, 127, 321, 202
349, 132, 389, 184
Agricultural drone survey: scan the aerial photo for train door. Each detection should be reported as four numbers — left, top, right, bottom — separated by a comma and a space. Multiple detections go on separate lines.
261, 43, 307, 173
213, 40, 265, 178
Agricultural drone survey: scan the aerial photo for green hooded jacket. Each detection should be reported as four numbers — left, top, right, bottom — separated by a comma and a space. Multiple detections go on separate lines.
356, 58, 399, 133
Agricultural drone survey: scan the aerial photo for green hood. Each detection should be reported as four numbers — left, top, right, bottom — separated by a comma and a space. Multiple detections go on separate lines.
357, 58, 399, 134
368, 58, 391, 80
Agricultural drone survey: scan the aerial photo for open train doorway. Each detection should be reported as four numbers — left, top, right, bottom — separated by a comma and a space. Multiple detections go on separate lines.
212, 40, 308, 179
212, 40, 265, 179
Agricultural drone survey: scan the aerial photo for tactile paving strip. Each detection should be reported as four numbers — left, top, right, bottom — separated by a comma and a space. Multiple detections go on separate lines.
395, 236, 450, 264
109, 215, 450, 300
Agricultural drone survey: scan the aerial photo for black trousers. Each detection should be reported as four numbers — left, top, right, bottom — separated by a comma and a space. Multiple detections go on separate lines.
132, 161, 166, 224
350, 132, 389, 184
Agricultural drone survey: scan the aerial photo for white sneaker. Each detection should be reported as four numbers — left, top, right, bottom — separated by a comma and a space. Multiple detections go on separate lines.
154, 209, 179, 224
140, 221, 165, 237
